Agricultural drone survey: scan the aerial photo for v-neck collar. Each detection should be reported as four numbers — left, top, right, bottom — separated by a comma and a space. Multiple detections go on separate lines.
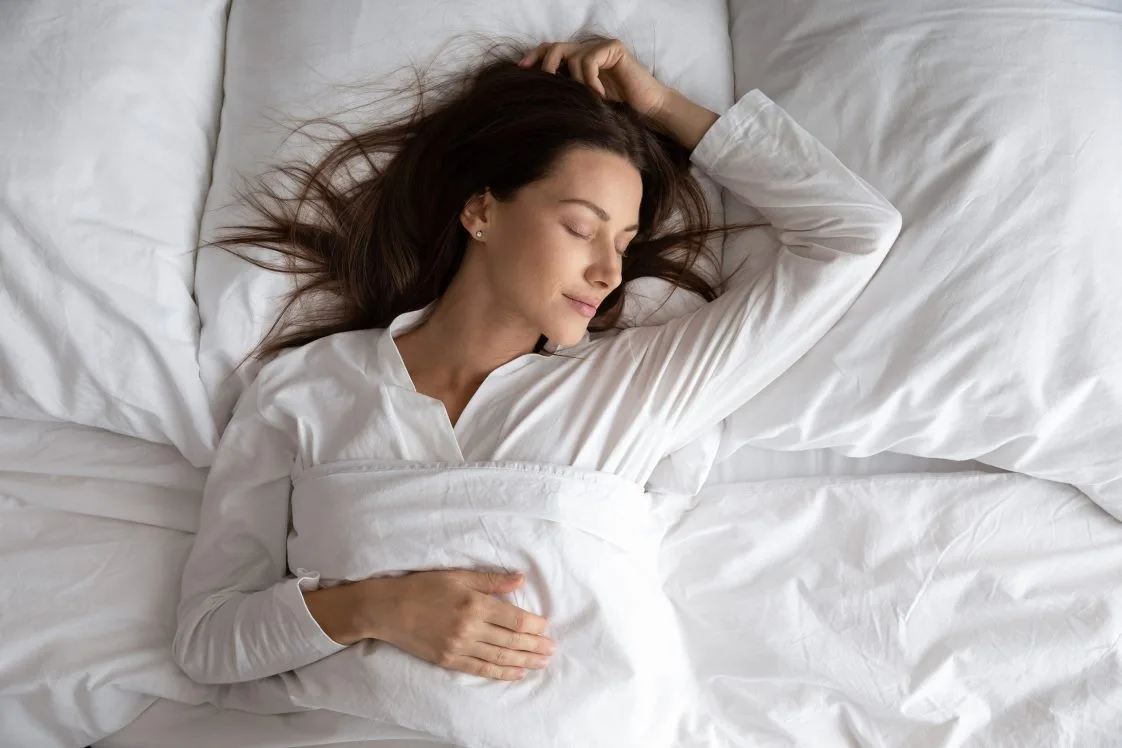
373, 301, 583, 457
373, 300, 592, 388
379, 301, 589, 352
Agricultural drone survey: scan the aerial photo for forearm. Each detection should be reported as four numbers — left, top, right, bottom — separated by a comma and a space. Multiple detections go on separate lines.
304, 578, 390, 646
631, 88, 903, 446
651, 86, 720, 152
174, 577, 347, 684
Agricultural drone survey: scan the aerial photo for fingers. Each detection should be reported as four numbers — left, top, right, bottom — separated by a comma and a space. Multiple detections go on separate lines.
518, 41, 577, 75
518, 42, 545, 68
468, 640, 551, 671
444, 636, 553, 683
580, 56, 607, 97
567, 56, 585, 85
445, 655, 527, 682
477, 622, 556, 657
520, 42, 608, 98
568, 56, 604, 97
541, 42, 575, 75
483, 597, 550, 636
455, 569, 523, 594
517, 42, 547, 68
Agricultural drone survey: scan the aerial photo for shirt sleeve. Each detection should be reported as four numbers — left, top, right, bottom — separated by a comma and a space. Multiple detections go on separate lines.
618, 88, 903, 452
172, 371, 346, 685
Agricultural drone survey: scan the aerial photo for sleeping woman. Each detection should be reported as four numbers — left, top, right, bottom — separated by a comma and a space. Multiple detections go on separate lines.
172, 35, 902, 747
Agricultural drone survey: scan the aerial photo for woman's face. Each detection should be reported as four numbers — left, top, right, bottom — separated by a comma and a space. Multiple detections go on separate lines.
464, 146, 643, 347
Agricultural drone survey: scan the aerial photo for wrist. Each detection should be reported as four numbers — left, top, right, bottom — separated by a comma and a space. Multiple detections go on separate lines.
650, 87, 720, 153
353, 576, 396, 643
647, 83, 676, 120
304, 579, 387, 646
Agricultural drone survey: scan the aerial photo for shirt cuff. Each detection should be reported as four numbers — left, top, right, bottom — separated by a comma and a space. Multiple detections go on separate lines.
689, 88, 772, 174
286, 568, 349, 654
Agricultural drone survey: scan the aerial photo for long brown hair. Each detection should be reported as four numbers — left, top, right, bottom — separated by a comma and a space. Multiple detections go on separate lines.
212, 32, 764, 359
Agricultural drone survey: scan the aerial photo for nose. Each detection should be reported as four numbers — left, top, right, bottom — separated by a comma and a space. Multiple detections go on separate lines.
585, 243, 623, 290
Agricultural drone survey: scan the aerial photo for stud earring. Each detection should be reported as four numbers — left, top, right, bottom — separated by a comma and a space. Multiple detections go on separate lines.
475, 230, 483, 238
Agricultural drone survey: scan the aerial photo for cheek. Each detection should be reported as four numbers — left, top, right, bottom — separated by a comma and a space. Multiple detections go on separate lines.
489, 221, 579, 309
520, 231, 574, 287
538, 244, 583, 302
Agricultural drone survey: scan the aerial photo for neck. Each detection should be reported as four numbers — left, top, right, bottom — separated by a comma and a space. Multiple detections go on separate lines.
394, 263, 540, 392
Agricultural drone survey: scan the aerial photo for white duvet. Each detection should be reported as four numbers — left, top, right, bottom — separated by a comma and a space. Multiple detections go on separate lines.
6, 433, 1122, 747
667, 471, 1122, 746
218, 462, 706, 747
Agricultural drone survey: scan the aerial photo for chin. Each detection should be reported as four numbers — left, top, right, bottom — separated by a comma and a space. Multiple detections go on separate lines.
540, 299, 596, 348
543, 321, 590, 348
544, 331, 582, 348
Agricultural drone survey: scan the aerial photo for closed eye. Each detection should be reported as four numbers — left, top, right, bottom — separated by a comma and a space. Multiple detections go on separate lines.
565, 224, 628, 257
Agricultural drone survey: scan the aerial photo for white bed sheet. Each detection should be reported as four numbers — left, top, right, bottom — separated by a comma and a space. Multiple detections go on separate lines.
709, 440, 995, 486
10, 421, 1115, 748
0, 418, 995, 747
83, 464, 1122, 748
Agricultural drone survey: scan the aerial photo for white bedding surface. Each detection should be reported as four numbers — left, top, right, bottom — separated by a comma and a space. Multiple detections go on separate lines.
7, 420, 1120, 747
718, 0, 1122, 511
0, 422, 210, 746
0, 0, 225, 466
83, 467, 1121, 748
663, 472, 1122, 746
0, 418, 983, 747
709, 441, 995, 486
2, 0, 1117, 743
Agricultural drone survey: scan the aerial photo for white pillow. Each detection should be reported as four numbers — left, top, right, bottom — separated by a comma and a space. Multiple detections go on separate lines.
717, 0, 1122, 515
0, 0, 226, 466
195, 0, 735, 428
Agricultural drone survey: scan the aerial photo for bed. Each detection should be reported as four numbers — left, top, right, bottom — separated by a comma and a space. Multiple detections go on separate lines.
1, 0, 1119, 746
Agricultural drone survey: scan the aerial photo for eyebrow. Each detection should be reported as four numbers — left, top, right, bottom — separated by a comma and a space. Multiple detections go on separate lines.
558, 198, 639, 232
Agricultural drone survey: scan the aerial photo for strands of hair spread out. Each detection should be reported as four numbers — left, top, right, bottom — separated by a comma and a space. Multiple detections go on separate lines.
208, 31, 765, 362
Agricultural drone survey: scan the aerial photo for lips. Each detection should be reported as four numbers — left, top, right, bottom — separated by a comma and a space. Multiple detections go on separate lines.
564, 294, 599, 318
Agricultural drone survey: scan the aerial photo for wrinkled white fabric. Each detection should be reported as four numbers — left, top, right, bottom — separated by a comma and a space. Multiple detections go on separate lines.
222, 462, 705, 748
0, 0, 224, 465
172, 88, 902, 744
717, 0, 1122, 514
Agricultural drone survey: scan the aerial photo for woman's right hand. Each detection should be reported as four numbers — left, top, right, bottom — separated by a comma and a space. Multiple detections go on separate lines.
363, 569, 556, 681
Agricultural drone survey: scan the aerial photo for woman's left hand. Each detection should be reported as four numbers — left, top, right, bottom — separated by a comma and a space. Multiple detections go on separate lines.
518, 37, 671, 118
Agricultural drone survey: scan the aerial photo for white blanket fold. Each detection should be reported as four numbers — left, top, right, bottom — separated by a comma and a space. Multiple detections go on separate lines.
221, 461, 709, 748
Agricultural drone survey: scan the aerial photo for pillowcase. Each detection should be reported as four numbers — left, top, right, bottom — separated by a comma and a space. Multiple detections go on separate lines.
717, 0, 1122, 516
195, 0, 736, 430
0, 0, 226, 466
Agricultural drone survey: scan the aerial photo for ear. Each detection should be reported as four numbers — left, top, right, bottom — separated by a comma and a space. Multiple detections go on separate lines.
459, 188, 492, 236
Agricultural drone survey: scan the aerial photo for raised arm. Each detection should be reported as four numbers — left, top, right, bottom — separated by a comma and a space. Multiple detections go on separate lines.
172, 375, 346, 685
618, 88, 902, 453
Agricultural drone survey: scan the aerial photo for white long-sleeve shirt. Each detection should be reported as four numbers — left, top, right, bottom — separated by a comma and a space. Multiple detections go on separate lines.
173, 88, 902, 686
